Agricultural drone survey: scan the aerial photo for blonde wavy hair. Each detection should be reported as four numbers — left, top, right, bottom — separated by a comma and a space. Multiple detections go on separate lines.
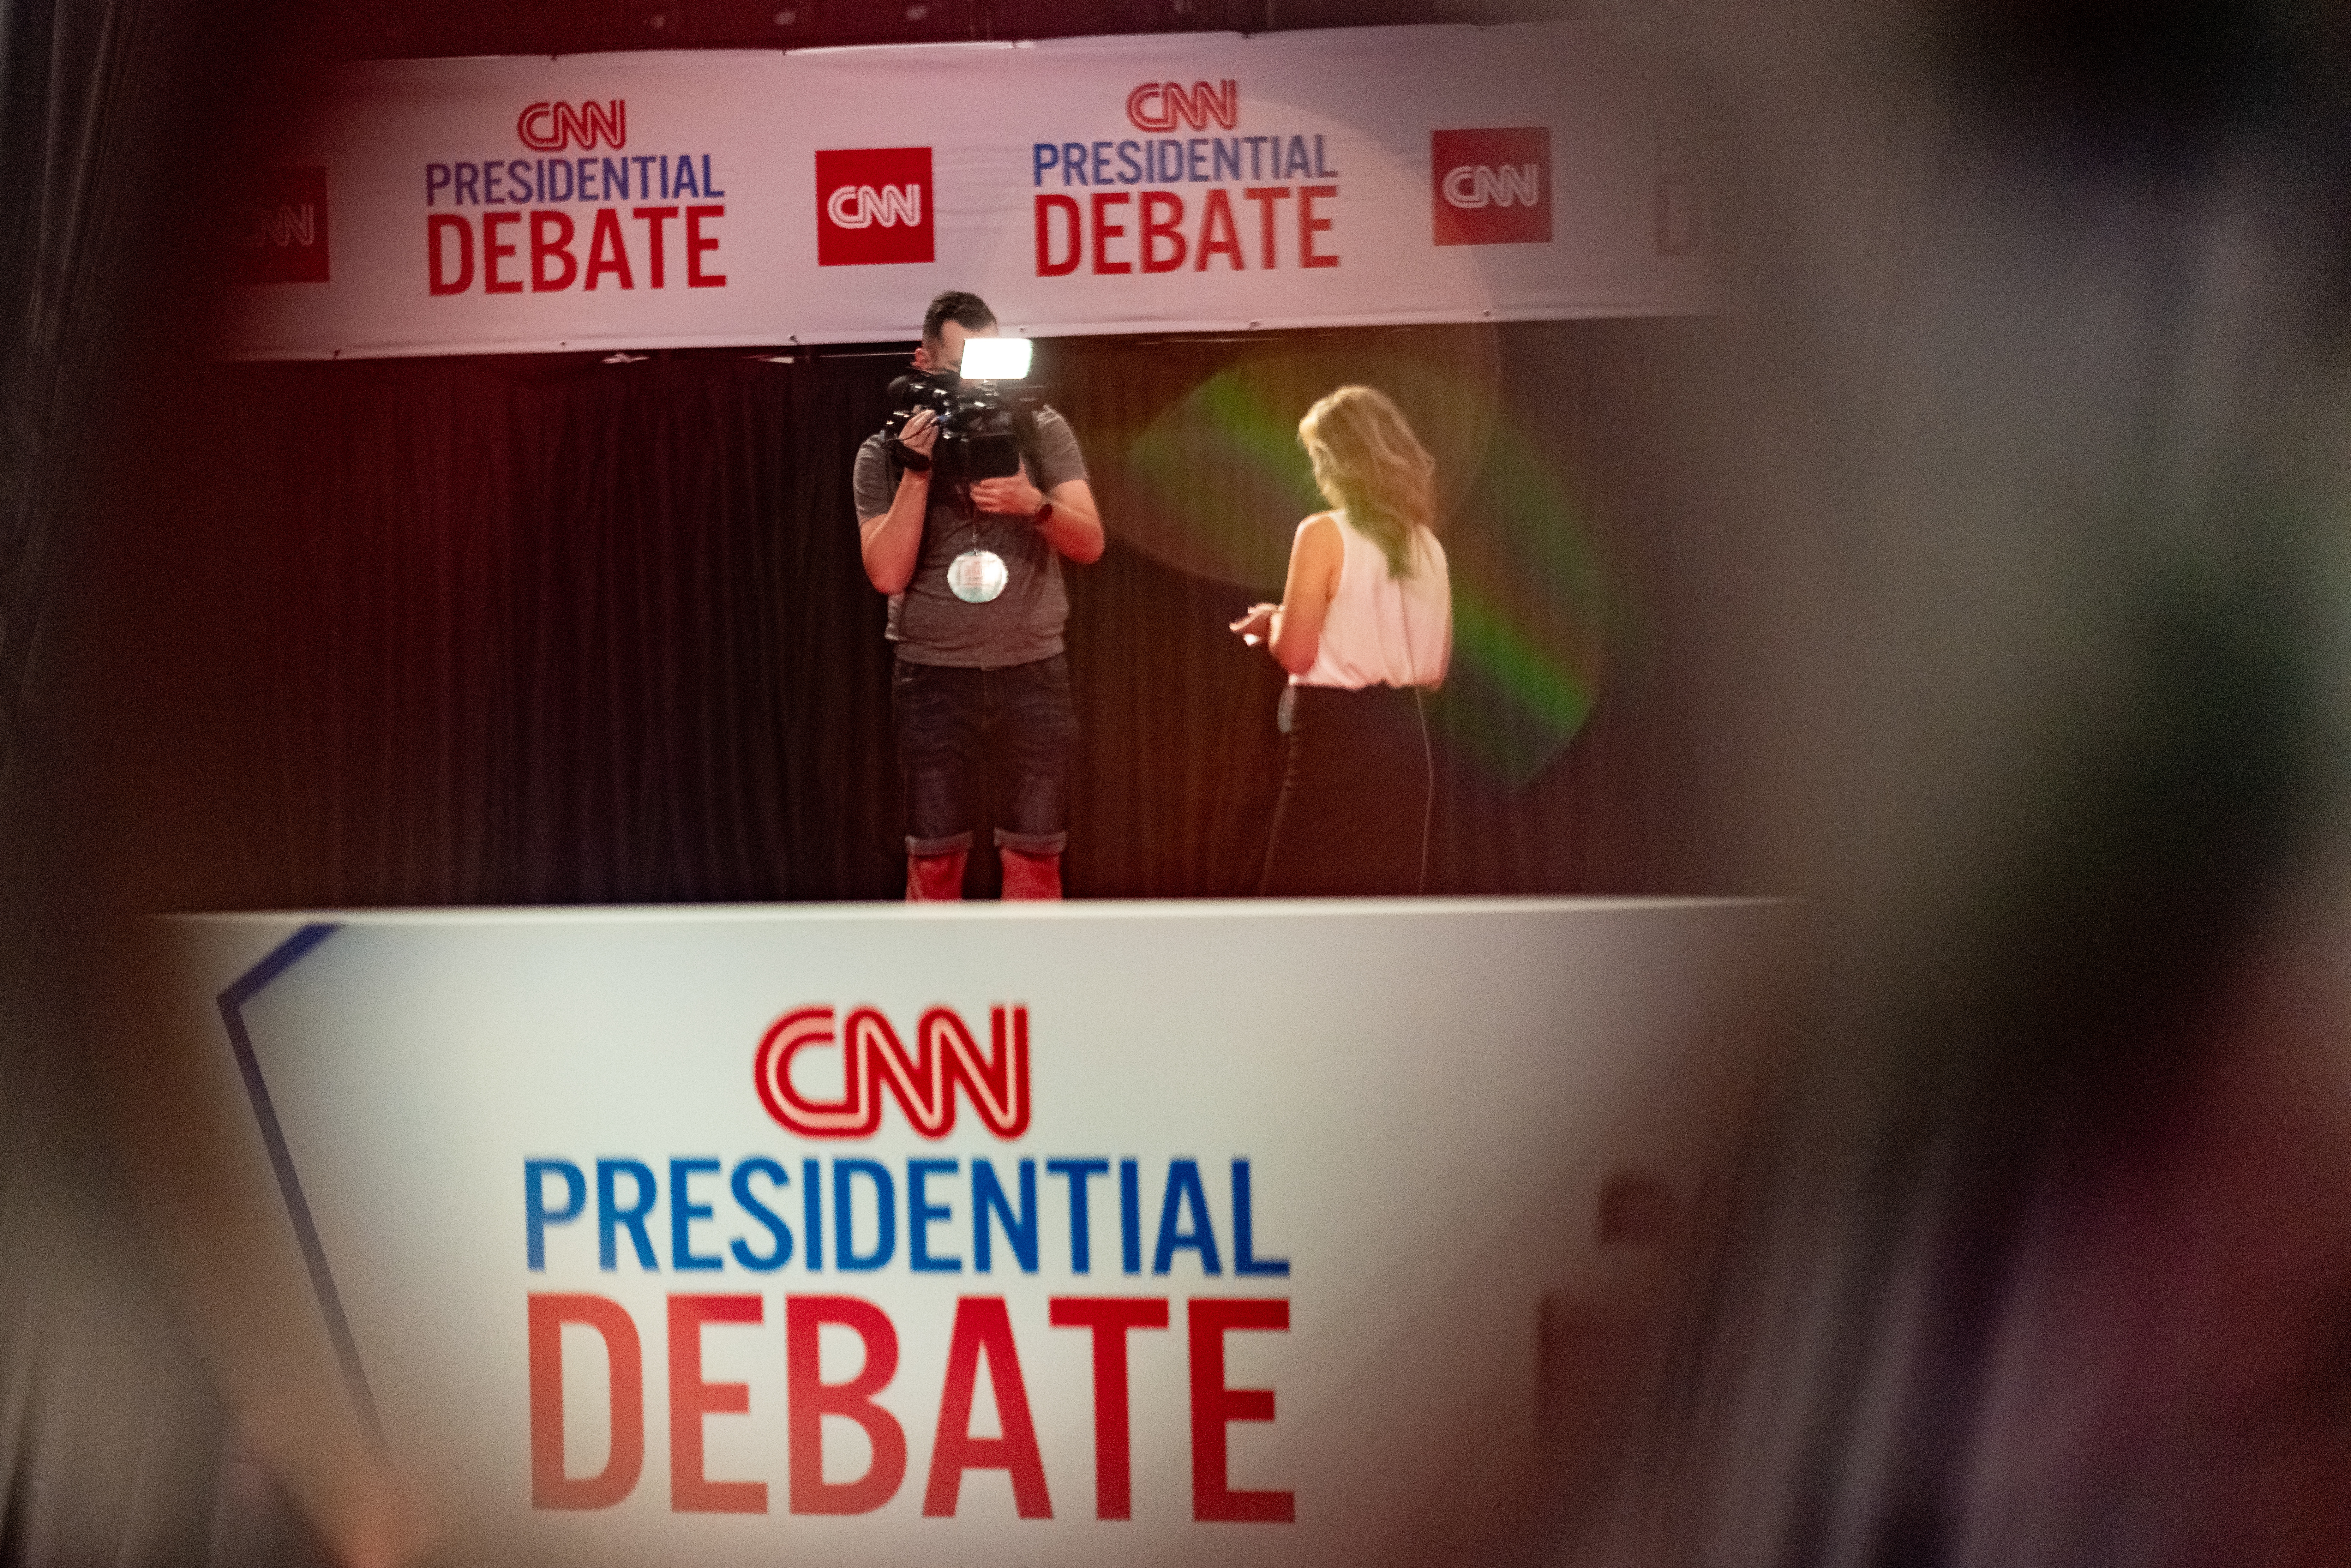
1298, 385, 1438, 578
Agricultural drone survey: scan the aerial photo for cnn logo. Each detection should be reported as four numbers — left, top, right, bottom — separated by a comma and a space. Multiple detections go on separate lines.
1441, 163, 1542, 210
1432, 127, 1551, 246
1126, 79, 1238, 133
816, 146, 935, 266
754, 1003, 1030, 1139
825, 183, 923, 230
234, 167, 328, 284
516, 100, 626, 152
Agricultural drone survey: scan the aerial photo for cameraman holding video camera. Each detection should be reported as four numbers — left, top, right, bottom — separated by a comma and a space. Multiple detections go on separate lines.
854, 291, 1104, 901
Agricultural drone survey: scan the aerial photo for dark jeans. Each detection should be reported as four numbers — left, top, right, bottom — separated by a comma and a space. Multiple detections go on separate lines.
1259, 683, 1434, 896
891, 652, 1074, 855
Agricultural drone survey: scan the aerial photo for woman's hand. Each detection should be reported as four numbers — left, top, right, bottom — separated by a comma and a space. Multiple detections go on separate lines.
1229, 603, 1276, 645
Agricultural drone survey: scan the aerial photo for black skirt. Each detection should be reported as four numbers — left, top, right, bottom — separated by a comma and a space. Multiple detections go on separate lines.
1258, 683, 1434, 896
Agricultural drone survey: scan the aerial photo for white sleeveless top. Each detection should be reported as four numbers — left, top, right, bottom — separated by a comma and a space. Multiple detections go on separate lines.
1295, 511, 1451, 690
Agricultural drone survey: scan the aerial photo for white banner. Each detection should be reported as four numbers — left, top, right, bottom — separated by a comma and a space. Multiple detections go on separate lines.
225, 25, 1712, 359
158, 898, 1776, 1566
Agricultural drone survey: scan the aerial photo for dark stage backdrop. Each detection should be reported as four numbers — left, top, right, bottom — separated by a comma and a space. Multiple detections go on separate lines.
104, 320, 1713, 907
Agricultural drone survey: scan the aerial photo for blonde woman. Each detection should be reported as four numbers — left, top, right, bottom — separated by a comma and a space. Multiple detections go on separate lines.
1231, 385, 1452, 894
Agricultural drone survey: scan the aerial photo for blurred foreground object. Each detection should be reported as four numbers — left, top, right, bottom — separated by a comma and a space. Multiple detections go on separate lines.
1596, 0, 2351, 1564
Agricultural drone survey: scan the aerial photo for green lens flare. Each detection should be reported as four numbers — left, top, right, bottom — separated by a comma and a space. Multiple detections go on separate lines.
1433, 413, 1618, 785
1125, 369, 1320, 591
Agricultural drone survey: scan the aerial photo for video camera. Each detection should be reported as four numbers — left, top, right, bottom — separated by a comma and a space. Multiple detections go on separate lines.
880, 336, 1042, 485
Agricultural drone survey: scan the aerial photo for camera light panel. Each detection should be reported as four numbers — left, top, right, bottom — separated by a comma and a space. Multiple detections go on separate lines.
959, 336, 1033, 382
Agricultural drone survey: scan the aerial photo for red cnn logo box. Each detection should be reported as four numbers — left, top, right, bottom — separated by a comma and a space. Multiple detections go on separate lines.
1432, 127, 1551, 246
816, 146, 934, 266
236, 166, 330, 283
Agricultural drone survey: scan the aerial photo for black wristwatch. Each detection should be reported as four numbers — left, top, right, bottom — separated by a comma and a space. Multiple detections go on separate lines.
1030, 497, 1055, 527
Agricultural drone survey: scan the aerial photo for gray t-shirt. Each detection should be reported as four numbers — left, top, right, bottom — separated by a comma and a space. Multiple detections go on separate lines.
852, 406, 1089, 668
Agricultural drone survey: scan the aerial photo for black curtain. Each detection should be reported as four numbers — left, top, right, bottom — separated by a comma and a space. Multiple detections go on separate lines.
130, 319, 1705, 908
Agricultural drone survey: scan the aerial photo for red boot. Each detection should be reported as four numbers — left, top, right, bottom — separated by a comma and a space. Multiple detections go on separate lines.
999, 847, 1062, 901
906, 848, 967, 902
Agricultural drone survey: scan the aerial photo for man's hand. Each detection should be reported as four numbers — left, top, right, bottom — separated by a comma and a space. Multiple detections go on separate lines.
969, 469, 1044, 517
970, 472, 1104, 565
896, 407, 941, 460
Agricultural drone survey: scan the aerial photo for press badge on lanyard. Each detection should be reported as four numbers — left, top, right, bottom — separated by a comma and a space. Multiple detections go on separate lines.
948, 548, 1008, 602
